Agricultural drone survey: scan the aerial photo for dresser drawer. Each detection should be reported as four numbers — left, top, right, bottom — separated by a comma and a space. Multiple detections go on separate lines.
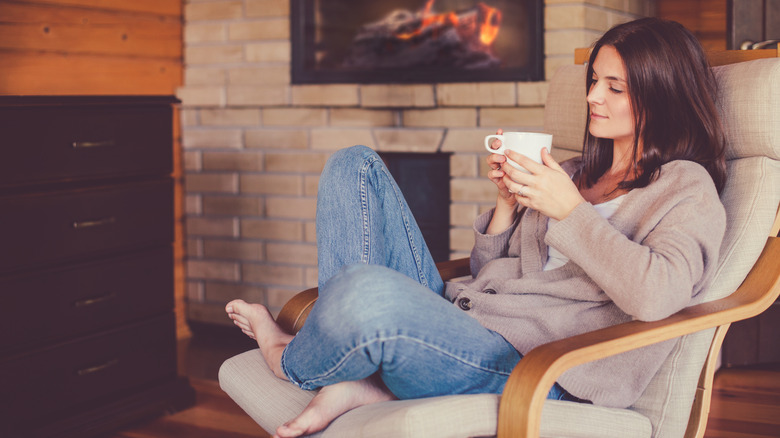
0, 247, 173, 354
0, 179, 173, 273
0, 314, 177, 422
0, 104, 172, 187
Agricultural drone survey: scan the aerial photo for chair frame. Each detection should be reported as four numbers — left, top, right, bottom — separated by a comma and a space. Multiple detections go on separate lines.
275, 48, 780, 438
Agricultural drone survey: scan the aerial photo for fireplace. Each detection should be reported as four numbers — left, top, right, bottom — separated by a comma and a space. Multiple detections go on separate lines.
291, 0, 544, 84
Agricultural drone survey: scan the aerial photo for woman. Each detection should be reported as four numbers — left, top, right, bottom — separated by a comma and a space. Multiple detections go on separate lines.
227, 17, 727, 438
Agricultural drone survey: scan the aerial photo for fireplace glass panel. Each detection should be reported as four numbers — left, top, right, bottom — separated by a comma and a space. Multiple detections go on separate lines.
291, 0, 543, 84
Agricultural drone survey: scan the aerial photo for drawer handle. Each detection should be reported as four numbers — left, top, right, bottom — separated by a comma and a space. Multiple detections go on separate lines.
72, 216, 116, 229
77, 359, 120, 377
72, 140, 116, 149
73, 292, 116, 308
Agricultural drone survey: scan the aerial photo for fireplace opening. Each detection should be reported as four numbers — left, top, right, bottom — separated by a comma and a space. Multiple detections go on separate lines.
291, 0, 543, 84
379, 152, 451, 262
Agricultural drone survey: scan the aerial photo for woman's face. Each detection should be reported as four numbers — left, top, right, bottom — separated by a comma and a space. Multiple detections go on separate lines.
587, 45, 635, 151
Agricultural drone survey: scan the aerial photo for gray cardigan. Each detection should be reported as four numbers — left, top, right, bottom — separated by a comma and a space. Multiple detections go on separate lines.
444, 159, 726, 408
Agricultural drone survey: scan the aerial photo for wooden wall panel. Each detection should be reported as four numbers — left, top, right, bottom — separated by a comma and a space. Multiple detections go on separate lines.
0, 0, 182, 95
0, 0, 188, 338
0, 51, 182, 95
656, 0, 728, 51
0, 2, 181, 58
15, 0, 182, 16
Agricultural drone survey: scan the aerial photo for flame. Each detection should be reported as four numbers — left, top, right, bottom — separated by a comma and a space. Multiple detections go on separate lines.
396, 0, 458, 40
395, 0, 502, 47
478, 3, 502, 46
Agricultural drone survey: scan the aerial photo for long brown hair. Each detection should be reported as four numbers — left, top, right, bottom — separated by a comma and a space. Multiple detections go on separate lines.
582, 18, 727, 193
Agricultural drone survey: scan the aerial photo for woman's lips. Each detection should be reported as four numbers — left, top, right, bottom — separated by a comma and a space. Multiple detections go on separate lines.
590, 112, 607, 120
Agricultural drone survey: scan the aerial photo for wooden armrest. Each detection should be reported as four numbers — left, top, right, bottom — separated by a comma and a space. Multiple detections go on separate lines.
498, 236, 780, 438
277, 287, 318, 335
275, 258, 472, 334
435, 257, 472, 281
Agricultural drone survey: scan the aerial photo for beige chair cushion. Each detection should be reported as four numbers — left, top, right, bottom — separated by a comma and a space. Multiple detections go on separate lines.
219, 349, 652, 438
714, 58, 780, 161
543, 65, 587, 154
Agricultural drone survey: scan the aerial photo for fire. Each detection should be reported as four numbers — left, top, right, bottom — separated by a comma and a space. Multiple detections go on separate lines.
395, 0, 502, 47
478, 3, 501, 45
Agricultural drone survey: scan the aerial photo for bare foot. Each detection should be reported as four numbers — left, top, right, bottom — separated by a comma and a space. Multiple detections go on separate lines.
225, 299, 293, 380
275, 376, 395, 438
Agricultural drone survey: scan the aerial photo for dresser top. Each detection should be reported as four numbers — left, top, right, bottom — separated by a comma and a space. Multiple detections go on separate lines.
0, 95, 180, 107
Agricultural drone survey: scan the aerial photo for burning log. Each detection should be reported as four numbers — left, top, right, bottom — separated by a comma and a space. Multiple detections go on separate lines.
343, 1, 503, 71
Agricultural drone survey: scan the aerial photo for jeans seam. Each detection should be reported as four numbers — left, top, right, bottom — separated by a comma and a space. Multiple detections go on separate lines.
383, 165, 429, 288
358, 156, 374, 265
295, 333, 514, 389
358, 154, 430, 288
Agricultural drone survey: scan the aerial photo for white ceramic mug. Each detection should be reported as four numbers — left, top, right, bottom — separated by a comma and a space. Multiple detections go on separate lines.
484, 132, 553, 173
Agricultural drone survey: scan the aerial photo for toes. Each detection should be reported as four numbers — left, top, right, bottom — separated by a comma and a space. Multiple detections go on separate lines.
276, 422, 306, 438
225, 299, 247, 314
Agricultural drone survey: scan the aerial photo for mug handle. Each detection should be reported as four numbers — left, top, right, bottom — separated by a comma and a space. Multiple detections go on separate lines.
485, 134, 505, 153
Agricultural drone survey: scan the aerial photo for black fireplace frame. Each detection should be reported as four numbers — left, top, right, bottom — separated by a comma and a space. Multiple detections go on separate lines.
290, 0, 544, 84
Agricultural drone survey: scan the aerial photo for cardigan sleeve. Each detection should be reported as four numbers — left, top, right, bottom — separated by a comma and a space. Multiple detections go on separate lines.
469, 208, 522, 277
544, 162, 726, 321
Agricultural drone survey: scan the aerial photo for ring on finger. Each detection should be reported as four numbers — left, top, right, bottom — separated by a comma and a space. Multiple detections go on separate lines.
516, 184, 526, 197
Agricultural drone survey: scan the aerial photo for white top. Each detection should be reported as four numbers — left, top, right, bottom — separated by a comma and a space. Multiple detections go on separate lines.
544, 195, 626, 271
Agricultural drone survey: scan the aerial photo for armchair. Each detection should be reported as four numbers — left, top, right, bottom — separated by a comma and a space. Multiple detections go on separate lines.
219, 49, 780, 437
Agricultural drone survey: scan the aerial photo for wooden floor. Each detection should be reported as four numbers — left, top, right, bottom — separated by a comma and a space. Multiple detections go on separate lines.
111, 330, 780, 438
111, 329, 271, 438
704, 364, 780, 438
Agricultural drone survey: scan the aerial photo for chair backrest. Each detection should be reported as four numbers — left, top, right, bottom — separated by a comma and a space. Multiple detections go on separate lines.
543, 51, 780, 437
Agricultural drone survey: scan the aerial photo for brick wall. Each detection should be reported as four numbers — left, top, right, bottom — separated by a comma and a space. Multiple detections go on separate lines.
180, 0, 654, 325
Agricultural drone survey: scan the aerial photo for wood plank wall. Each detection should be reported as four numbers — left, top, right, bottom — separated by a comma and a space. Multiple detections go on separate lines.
656, 0, 728, 51
0, 0, 182, 94
0, 0, 189, 338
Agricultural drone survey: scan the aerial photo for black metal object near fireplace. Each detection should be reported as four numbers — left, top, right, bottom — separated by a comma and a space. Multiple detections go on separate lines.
291, 0, 544, 84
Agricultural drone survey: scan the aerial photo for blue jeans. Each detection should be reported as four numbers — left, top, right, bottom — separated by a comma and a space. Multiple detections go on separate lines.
280, 145, 578, 402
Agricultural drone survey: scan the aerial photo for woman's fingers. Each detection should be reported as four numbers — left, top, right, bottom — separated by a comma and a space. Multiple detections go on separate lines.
541, 148, 564, 172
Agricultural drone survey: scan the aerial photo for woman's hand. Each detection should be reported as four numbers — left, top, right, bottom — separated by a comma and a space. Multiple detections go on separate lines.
486, 129, 518, 208
485, 129, 521, 234
501, 148, 586, 221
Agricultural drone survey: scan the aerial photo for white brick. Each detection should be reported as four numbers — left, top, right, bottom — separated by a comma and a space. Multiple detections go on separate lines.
266, 197, 316, 219
310, 129, 374, 150
245, 129, 309, 149
185, 1, 243, 21
184, 23, 226, 43
229, 66, 290, 84
186, 45, 243, 65
187, 260, 240, 281
263, 108, 328, 127
292, 85, 359, 106
361, 85, 435, 108
245, 41, 291, 63
246, 0, 289, 17
200, 108, 261, 126
330, 109, 396, 127
436, 83, 516, 106
227, 85, 289, 106
241, 219, 303, 241
373, 129, 443, 153
229, 19, 289, 40
182, 129, 243, 149
176, 86, 224, 107
185, 68, 227, 86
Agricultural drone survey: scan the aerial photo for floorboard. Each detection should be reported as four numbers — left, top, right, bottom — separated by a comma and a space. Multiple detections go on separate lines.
111, 329, 780, 438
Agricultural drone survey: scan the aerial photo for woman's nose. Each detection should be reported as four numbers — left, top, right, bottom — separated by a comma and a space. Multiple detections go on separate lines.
587, 85, 604, 105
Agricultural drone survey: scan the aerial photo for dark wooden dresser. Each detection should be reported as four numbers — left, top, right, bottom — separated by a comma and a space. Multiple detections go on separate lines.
0, 96, 194, 437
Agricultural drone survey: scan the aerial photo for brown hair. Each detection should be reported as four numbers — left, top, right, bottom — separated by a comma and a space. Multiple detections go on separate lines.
582, 17, 727, 193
